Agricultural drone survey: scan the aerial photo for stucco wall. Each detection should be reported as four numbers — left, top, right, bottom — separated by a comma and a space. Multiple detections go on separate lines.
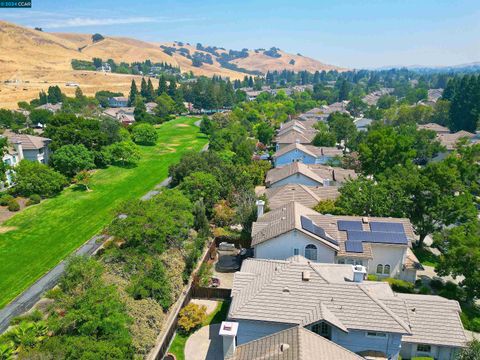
234, 319, 293, 345
332, 328, 402, 359
274, 149, 316, 167
369, 244, 407, 278
254, 230, 336, 263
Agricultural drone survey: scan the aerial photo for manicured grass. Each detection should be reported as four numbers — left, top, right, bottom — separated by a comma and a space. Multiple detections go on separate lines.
0, 117, 207, 308
168, 300, 230, 360
413, 246, 439, 267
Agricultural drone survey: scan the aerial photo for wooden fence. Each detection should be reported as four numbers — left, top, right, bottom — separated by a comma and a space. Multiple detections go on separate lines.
150, 240, 228, 360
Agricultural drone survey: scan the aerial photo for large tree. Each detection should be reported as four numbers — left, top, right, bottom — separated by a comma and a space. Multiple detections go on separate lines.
14, 160, 67, 197
51, 144, 95, 178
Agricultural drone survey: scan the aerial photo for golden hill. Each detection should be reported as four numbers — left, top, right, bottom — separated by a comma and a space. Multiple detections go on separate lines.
0, 20, 344, 109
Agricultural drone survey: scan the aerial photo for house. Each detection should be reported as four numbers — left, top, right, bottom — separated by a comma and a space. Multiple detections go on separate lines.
257, 183, 340, 210
274, 128, 317, 151
226, 257, 466, 360
362, 88, 394, 106
437, 130, 478, 151
417, 123, 450, 135
265, 162, 356, 188
3, 131, 51, 164
103, 107, 135, 126
145, 102, 157, 114
427, 88, 444, 103
251, 201, 422, 281
1, 141, 22, 189
108, 96, 129, 108
354, 117, 373, 132
222, 324, 363, 360
35, 103, 62, 113
273, 143, 343, 167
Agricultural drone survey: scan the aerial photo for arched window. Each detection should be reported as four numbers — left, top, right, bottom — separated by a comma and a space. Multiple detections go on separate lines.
383, 264, 391, 275
305, 244, 318, 261
376, 264, 383, 274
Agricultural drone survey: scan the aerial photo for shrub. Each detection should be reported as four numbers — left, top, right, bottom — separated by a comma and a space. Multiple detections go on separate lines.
7, 199, 20, 212
386, 278, 414, 293
131, 123, 158, 145
197, 263, 213, 287
418, 285, 432, 295
367, 274, 380, 281
0, 194, 13, 206
177, 303, 207, 334
429, 278, 444, 291
26, 194, 41, 206
212, 200, 236, 227
10, 310, 44, 325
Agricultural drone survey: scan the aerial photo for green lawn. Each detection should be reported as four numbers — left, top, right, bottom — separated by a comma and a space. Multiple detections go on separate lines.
0, 117, 207, 308
168, 300, 230, 360
413, 246, 440, 267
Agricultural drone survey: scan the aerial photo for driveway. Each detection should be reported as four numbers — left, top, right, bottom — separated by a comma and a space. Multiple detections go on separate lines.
184, 323, 223, 360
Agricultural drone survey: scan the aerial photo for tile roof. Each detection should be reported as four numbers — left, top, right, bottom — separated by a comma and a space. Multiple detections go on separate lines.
229, 257, 412, 334
264, 184, 340, 209
274, 128, 317, 144
3, 131, 50, 150
228, 326, 364, 360
266, 162, 356, 187
251, 201, 416, 259
380, 293, 467, 348
437, 130, 478, 150
417, 123, 450, 134
251, 202, 339, 251
273, 143, 343, 159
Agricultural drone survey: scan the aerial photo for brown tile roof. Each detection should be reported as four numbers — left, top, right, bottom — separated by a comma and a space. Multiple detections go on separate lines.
437, 130, 478, 150
228, 326, 364, 360
265, 162, 356, 187
273, 143, 343, 159
417, 123, 450, 134
3, 131, 50, 150
229, 257, 412, 334
274, 128, 316, 144
264, 184, 340, 210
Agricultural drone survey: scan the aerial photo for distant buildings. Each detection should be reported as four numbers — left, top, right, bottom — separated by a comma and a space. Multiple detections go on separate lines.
108, 97, 129, 108
35, 103, 62, 113
103, 107, 135, 126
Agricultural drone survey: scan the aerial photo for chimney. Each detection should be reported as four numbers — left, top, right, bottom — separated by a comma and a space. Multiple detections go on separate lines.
256, 200, 265, 219
353, 265, 367, 283
12, 140, 24, 161
219, 321, 239, 358
362, 216, 369, 224
302, 270, 311, 281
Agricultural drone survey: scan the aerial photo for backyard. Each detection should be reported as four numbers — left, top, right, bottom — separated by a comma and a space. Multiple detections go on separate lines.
0, 117, 207, 308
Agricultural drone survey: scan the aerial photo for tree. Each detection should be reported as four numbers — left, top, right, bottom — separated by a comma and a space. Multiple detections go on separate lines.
255, 122, 274, 145
346, 97, 367, 117
179, 171, 221, 213
458, 339, 480, 360
193, 199, 209, 235
157, 75, 167, 96
50, 144, 95, 177
337, 79, 350, 101
47, 86, 62, 104
14, 160, 67, 197
154, 93, 176, 121
74, 170, 92, 191
327, 112, 357, 147
91, 33, 104, 42
131, 123, 158, 145
103, 141, 140, 166
146, 78, 156, 102
140, 78, 148, 99
128, 80, 138, 106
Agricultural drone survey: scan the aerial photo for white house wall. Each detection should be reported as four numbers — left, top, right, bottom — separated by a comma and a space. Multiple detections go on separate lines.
369, 244, 407, 278
400, 342, 460, 360
254, 230, 336, 263
234, 319, 293, 345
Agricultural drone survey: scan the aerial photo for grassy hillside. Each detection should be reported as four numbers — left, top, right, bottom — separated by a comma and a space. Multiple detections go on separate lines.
0, 117, 207, 308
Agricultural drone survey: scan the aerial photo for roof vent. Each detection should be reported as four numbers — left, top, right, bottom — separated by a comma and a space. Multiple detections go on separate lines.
362, 216, 369, 224
302, 270, 311, 281
282, 287, 290, 293
280, 343, 290, 352
281, 216, 286, 220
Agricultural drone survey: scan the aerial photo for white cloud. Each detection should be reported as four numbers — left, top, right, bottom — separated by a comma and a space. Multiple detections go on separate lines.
44, 16, 158, 28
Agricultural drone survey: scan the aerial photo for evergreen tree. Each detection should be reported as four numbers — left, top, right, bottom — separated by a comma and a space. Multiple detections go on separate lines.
168, 78, 177, 97
47, 86, 63, 104
39, 91, 48, 105
128, 79, 138, 106
140, 78, 148, 98
338, 79, 350, 101
157, 75, 168, 96
146, 78, 156, 102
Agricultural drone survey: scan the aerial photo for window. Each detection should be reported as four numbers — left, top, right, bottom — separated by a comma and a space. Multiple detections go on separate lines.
376, 264, 383, 274
337, 259, 345, 264
293, 248, 299, 256
366, 332, 387, 338
312, 322, 331, 339
417, 344, 431, 353
383, 264, 391, 275
305, 244, 318, 261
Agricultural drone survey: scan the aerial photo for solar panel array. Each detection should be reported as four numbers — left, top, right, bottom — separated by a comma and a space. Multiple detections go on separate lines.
370, 221, 404, 233
338, 220, 409, 254
337, 220, 363, 231
300, 216, 339, 246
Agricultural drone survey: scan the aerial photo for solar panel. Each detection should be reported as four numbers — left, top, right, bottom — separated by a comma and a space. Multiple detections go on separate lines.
337, 220, 363, 231
345, 241, 363, 253
300, 216, 339, 246
347, 230, 408, 245
370, 222, 405, 233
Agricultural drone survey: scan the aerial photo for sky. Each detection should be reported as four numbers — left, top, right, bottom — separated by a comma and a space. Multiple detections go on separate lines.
1, 0, 479, 69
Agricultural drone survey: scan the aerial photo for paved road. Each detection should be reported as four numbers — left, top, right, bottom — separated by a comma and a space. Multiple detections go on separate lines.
0, 235, 105, 332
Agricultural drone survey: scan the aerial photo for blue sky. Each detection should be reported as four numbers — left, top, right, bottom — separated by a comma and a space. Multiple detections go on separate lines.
1, 0, 479, 68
